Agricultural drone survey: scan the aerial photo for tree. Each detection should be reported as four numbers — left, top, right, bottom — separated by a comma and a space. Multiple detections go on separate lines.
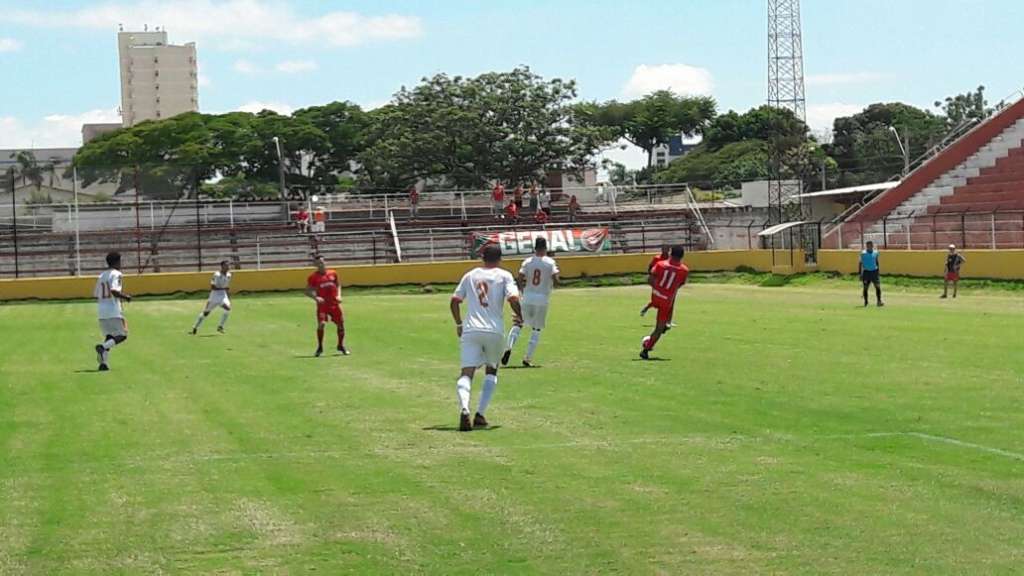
9, 150, 44, 191
826, 102, 946, 186
581, 91, 716, 167
292, 101, 368, 187
359, 67, 611, 189
703, 106, 808, 151
654, 140, 769, 188
935, 85, 992, 128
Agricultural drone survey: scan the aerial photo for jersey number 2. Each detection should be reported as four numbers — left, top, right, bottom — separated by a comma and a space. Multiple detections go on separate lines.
475, 281, 490, 307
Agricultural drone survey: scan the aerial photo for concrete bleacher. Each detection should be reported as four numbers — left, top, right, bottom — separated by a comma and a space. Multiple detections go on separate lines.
826, 97, 1024, 249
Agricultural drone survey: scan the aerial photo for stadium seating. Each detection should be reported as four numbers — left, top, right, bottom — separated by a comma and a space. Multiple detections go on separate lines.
825, 97, 1024, 249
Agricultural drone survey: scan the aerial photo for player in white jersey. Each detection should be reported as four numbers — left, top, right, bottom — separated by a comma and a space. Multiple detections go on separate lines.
191, 260, 233, 335
450, 244, 523, 431
502, 237, 560, 367
93, 252, 132, 371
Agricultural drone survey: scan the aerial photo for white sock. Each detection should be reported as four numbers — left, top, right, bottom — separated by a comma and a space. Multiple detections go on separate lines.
506, 325, 521, 351
525, 329, 541, 362
456, 376, 472, 414
218, 310, 230, 328
193, 313, 206, 329
102, 338, 116, 351
478, 374, 497, 415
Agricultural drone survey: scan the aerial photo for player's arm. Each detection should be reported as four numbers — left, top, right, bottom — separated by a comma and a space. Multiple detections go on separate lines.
305, 284, 323, 304
552, 264, 561, 286
449, 297, 463, 337
648, 271, 657, 287
508, 295, 523, 326
110, 277, 131, 302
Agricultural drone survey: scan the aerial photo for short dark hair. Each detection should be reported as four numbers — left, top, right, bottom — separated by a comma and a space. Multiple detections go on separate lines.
670, 245, 685, 260
105, 252, 121, 268
220, 259, 230, 267
482, 244, 503, 264
534, 237, 547, 251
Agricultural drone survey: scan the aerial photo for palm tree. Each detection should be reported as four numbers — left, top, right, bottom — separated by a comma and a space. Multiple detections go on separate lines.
9, 151, 44, 191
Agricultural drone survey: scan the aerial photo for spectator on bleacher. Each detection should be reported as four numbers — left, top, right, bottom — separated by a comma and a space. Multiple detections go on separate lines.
295, 205, 310, 233
534, 206, 550, 225
492, 182, 505, 217
528, 183, 539, 213
513, 185, 524, 210
538, 187, 552, 216
505, 199, 520, 224
568, 195, 579, 223
408, 185, 420, 221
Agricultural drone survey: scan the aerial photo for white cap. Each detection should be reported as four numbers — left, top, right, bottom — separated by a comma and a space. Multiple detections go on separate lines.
949, 244, 956, 249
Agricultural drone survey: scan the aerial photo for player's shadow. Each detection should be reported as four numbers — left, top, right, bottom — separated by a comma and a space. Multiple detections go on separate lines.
73, 369, 102, 373
422, 425, 503, 432
632, 357, 671, 362
504, 365, 540, 370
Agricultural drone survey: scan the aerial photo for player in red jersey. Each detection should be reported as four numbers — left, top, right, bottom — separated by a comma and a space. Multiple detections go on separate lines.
640, 245, 688, 360
640, 245, 670, 317
306, 255, 349, 357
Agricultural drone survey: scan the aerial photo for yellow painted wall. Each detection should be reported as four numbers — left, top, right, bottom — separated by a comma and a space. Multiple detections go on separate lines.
817, 250, 1024, 280
2, 249, 1019, 301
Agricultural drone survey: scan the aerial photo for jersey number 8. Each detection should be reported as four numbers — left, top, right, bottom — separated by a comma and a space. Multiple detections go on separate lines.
531, 269, 542, 286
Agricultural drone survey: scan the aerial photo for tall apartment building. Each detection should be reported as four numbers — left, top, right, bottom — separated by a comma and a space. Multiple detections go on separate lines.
118, 30, 198, 127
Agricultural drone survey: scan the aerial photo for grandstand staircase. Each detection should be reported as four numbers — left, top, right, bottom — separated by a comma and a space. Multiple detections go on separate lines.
827, 97, 1024, 249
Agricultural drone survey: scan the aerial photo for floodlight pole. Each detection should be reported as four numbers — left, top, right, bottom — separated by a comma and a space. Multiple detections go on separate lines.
8, 168, 18, 278
272, 136, 288, 221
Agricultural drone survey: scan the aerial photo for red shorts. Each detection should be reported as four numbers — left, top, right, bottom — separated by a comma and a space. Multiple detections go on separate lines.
651, 298, 675, 324
317, 302, 343, 324
945, 272, 960, 282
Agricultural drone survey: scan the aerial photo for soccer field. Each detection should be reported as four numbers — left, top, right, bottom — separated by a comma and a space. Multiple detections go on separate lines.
2, 283, 1023, 574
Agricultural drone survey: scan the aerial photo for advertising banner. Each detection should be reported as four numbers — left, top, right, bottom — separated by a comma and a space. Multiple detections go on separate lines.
471, 228, 611, 257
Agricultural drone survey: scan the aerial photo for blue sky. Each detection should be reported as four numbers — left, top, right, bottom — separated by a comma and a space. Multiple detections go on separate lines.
1, 0, 1022, 167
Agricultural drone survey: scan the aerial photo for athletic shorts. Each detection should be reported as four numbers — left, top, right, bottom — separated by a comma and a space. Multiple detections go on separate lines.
460, 331, 504, 368
522, 303, 548, 330
98, 317, 127, 338
651, 298, 675, 325
317, 303, 343, 324
205, 291, 231, 311
945, 271, 960, 282
862, 270, 880, 283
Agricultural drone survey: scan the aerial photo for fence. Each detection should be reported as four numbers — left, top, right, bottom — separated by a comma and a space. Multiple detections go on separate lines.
827, 209, 1024, 250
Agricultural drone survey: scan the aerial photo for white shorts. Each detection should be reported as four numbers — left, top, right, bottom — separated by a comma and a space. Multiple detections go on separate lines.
460, 331, 504, 368
205, 291, 231, 311
522, 303, 548, 329
98, 317, 127, 338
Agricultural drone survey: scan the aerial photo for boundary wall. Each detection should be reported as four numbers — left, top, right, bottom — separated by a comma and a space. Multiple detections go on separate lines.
1, 250, 1019, 301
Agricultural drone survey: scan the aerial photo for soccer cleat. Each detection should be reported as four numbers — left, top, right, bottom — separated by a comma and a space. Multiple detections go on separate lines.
640, 348, 650, 360
190, 328, 197, 335
473, 412, 489, 428
640, 307, 648, 317
501, 349, 511, 366
522, 359, 533, 368
337, 346, 350, 356
459, 412, 473, 432
940, 294, 947, 299
217, 326, 225, 334
98, 363, 109, 371
314, 347, 323, 357
877, 302, 885, 307
95, 344, 105, 365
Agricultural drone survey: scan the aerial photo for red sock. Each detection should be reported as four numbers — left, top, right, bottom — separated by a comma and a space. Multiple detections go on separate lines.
337, 325, 345, 348
316, 327, 324, 347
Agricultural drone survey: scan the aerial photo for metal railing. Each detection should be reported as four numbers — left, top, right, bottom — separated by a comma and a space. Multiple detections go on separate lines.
828, 209, 1024, 250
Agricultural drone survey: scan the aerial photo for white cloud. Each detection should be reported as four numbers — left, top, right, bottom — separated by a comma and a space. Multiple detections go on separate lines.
233, 59, 258, 75
806, 102, 863, 133
622, 64, 714, 99
1, 1, 423, 49
236, 101, 294, 115
275, 60, 318, 74
197, 72, 211, 87
0, 37, 21, 52
806, 72, 887, 87
0, 108, 121, 148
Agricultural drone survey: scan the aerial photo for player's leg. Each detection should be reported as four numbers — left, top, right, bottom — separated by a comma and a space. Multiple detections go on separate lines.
942, 277, 949, 298
873, 275, 883, 306
640, 305, 669, 359
522, 305, 546, 366
217, 300, 231, 332
640, 302, 651, 316
192, 300, 214, 333
457, 333, 485, 431
503, 308, 528, 365
952, 276, 959, 298
315, 308, 326, 356
97, 319, 128, 370
475, 333, 504, 427
332, 306, 348, 354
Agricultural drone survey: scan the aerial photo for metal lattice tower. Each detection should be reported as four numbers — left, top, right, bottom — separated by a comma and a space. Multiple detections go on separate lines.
767, 0, 805, 122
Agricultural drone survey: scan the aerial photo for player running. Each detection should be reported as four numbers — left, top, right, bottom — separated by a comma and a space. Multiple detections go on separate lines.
93, 252, 132, 371
502, 237, 559, 367
306, 255, 349, 357
450, 244, 523, 431
640, 245, 670, 317
191, 260, 233, 334
639, 245, 689, 360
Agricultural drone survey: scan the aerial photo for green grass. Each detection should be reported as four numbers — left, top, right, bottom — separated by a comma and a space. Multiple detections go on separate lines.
1, 283, 1023, 574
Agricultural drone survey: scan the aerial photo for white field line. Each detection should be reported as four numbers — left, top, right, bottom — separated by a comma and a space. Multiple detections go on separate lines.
5, 432, 1024, 472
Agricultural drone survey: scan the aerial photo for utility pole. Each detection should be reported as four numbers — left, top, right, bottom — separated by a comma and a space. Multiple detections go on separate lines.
890, 126, 910, 176
272, 136, 289, 221
3, 168, 16, 278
